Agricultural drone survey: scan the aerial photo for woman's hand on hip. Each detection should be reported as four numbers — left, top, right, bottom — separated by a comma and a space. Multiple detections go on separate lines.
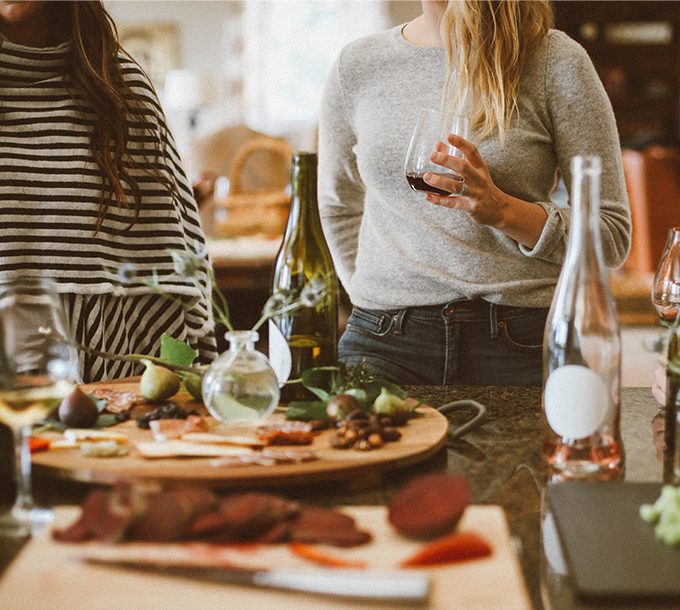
423, 134, 548, 249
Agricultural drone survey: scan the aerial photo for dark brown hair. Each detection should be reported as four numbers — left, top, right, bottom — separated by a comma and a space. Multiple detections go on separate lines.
57, 1, 164, 231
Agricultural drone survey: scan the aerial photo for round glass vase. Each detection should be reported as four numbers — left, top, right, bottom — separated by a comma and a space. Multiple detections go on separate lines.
201, 331, 280, 423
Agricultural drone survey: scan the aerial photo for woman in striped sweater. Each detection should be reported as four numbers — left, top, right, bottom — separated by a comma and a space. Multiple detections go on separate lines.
0, 1, 217, 382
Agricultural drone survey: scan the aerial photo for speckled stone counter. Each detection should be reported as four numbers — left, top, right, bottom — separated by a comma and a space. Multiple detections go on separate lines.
0, 386, 669, 610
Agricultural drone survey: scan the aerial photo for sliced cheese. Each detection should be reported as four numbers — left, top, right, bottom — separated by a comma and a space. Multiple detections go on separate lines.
48, 439, 80, 450
80, 440, 130, 457
135, 440, 253, 459
179, 432, 266, 447
63, 429, 130, 445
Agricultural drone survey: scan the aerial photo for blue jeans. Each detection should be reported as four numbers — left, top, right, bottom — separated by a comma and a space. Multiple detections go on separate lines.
339, 299, 548, 386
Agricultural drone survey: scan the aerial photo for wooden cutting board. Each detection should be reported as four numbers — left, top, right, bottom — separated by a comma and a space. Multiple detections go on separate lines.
547, 482, 680, 601
31, 380, 449, 490
0, 505, 531, 610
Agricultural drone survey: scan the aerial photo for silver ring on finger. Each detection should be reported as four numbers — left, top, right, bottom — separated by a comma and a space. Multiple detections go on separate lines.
457, 179, 468, 197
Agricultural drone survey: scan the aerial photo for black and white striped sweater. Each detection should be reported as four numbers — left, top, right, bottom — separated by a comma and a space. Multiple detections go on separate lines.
0, 35, 216, 382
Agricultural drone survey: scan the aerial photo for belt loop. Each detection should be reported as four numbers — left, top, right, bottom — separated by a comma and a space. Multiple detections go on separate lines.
489, 302, 499, 339
392, 308, 408, 335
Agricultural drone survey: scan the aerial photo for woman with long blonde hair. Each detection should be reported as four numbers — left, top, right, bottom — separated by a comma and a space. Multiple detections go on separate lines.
318, 0, 630, 386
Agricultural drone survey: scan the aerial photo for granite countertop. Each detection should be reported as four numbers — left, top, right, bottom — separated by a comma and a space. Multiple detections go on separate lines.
0, 385, 668, 610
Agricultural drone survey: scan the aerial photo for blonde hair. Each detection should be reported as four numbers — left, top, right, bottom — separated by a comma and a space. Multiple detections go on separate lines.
441, 0, 553, 142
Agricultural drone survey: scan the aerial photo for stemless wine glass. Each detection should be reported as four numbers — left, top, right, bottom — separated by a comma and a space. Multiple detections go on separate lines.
0, 278, 77, 537
404, 108, 470, 196
652, 227, 680, 323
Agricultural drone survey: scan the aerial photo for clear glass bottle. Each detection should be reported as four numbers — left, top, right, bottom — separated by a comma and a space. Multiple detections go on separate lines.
269, 152, 338, 402
542, 155, 623, 480
202, 330, 279, 423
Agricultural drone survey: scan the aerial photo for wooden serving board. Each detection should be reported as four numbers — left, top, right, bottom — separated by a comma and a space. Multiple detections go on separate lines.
31, 380, 449, 490
0, 505, 531, 610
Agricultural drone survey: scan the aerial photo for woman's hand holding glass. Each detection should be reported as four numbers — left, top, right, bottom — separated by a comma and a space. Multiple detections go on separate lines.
424, 133, 548, 249
423, 134, 504, 225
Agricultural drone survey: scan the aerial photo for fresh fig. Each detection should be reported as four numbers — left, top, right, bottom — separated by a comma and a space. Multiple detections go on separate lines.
58, 387, 100, 428
179, 371, 204, 402
139, 360, 181, 403
373, 387, 410, 418
326, 394, 361, 420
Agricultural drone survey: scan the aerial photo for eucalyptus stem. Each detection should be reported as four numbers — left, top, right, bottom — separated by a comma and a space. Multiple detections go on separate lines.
207, 268, 234, 332
72, 339, 204, 376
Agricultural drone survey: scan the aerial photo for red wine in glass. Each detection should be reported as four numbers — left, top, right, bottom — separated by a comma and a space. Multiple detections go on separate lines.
404, 109, 470, 198
405, 172, 459, 196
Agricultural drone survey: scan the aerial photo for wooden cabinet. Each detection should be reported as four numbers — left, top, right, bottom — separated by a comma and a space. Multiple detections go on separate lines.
553, 1, 680, 143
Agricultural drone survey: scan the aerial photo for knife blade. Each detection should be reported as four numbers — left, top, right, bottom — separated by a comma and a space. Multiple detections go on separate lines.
85, 558, 431, 605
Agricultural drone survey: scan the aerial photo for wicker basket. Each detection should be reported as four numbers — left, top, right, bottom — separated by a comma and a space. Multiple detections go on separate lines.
214, 137, 293, 237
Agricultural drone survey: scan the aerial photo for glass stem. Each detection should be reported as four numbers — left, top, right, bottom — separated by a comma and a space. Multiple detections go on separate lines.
13, 425, 35, 514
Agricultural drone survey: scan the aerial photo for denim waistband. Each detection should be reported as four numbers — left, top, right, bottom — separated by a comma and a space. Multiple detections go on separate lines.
406, 299, 543, 318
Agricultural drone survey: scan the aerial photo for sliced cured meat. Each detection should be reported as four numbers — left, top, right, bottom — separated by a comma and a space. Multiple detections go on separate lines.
187, 493, 299, 543
126, 488, 217, 542
52, 483, 216, 544
149, 415, 210, 441
89, 389, 147, 414
256, 421, 314, 445
210, 448, 320, 468
52, 485, 135, 543
53, 485, 371, 548
388, 473, 471, 539
289, 506, 372, 547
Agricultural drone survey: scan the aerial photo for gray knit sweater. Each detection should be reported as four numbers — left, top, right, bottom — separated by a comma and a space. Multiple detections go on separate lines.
318, 26, 631, 310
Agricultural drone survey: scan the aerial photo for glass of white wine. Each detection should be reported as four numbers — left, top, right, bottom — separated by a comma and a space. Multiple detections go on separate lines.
0, 278, 77, 537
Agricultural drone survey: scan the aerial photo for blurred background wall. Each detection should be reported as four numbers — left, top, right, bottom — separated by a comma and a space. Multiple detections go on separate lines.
105, 0, 422, 178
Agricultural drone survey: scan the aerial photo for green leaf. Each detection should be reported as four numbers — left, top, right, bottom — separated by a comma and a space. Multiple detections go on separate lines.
300, 366, 338, 401
381, 381, 408, 399
32, 417, 66, 434
93, 414, 122, 429
92, 395, 108, 413
160, 334, 197, 367
284, 400, 330, 421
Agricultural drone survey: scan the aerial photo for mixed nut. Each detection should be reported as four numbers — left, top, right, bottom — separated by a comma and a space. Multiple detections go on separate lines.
328, 408, 404, 451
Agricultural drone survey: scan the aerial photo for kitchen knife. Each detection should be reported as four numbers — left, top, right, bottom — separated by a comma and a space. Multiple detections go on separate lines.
85, 559, 431, 605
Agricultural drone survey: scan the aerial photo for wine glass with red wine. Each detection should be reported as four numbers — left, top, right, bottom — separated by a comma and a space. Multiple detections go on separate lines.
404, 108, 470, 196
652, 227, 680, 323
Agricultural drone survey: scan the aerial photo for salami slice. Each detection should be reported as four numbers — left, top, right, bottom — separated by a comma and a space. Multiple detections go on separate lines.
388, 473, 471, 538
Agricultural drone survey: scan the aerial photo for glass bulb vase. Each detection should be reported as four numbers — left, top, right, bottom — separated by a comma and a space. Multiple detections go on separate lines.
202, 331, 280, 423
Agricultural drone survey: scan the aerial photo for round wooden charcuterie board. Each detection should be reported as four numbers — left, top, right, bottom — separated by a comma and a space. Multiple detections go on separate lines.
32, 379, 450, 490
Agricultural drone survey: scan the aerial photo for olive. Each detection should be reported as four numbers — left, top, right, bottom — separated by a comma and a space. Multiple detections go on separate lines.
58, 387, 100, 428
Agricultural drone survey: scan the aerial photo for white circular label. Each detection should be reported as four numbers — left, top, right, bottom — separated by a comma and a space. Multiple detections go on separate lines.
268, 320, 292, 386
544, 365, 608, 439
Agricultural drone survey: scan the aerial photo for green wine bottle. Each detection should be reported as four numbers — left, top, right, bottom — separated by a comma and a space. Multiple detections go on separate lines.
268, 152, 338, 403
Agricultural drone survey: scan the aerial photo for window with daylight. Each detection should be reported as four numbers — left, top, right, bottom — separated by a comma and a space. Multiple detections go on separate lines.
238, 0, 389, 138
